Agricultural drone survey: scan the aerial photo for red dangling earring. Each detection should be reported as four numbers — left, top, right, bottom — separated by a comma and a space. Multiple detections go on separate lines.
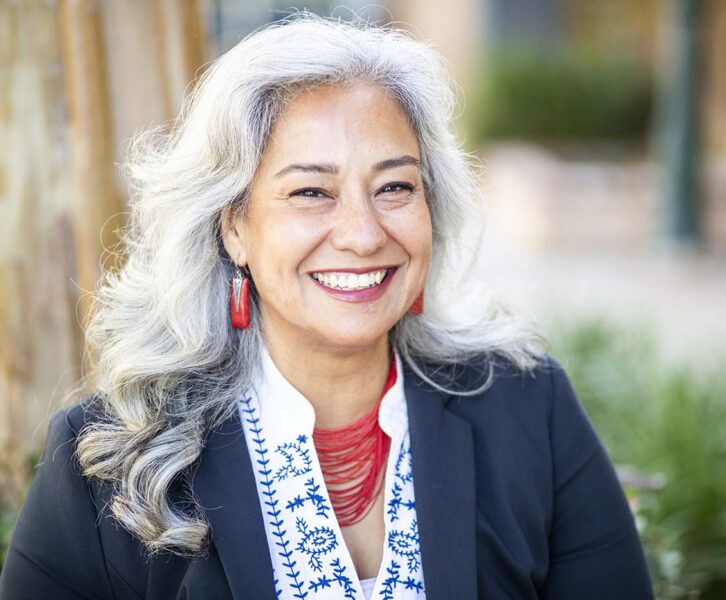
408, 291, 424, 315
230, 266, 250, 329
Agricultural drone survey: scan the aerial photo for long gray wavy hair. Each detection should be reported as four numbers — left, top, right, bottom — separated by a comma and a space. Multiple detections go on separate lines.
76, 14, 544, 557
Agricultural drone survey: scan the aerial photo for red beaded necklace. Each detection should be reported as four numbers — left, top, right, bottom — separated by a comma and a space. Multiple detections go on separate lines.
312, 354, 397, 527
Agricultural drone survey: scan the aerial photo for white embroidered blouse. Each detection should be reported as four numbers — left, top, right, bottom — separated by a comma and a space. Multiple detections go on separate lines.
238, 347, 427, 600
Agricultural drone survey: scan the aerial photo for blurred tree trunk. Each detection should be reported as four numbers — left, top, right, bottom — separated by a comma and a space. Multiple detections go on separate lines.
156, 0, 207, 113
58, 0, 125, 330
0, 1, 81, 505
57, 0, 208, 364
0, 0, 208, 467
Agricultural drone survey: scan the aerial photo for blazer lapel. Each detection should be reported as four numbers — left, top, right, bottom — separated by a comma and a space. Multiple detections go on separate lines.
192, 410, 278, 600
405, 369, 478, 600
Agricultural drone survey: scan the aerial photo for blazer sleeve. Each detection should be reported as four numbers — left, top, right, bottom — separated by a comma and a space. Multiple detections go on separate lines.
0, 409, 115, 600
539, 359, 653, 599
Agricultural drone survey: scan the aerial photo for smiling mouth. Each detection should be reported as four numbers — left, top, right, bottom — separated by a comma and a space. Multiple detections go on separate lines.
310, 268, 393, 291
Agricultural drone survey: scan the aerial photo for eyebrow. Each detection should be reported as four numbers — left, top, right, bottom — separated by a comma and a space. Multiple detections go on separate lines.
372, 155, 421, 172
274, 163, 338, 177
273, 155, 421, 178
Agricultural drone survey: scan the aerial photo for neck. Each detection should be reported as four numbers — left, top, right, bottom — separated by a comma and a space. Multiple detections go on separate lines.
262, 329, 390, 429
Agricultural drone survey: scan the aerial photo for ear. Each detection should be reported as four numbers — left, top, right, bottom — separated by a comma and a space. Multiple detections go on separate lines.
220, 205, 248, 266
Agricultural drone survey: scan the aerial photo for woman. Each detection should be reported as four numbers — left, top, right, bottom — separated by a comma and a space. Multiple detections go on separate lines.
0, 15, 652, 600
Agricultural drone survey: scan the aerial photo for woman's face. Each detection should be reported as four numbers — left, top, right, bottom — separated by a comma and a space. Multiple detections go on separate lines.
223, 84, 432, 352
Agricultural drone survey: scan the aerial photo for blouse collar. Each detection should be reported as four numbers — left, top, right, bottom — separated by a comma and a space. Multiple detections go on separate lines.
253, 343, 408, 443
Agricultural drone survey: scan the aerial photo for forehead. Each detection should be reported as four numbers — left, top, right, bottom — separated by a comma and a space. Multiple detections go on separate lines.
259, 83, 421, 168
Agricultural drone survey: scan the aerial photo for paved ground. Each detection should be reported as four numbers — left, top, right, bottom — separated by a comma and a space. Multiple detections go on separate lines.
475, 229, 726, 371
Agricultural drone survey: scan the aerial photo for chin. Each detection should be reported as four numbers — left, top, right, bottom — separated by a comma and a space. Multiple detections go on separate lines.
308, 321, 393, 351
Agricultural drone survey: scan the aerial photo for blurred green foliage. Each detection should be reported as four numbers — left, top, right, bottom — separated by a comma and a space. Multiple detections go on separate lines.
0, 450, 38, 576
0, 511, 16, 570
465, 46, 653, 143
551, 320, 726, 599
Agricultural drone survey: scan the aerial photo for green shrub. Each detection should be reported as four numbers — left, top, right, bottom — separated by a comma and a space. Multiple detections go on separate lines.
551, 320, 726, 599
465, 46, 653, 144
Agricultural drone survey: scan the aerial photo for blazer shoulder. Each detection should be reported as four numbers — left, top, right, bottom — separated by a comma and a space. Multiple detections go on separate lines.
408, 352, 581, 439
61, 392, 107, 435
408, 351, 563, 399
485, 352, 570, 405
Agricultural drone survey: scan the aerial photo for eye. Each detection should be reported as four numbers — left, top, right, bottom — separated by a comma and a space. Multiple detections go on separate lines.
290, 188, 329, 199
379, 182, 415, 195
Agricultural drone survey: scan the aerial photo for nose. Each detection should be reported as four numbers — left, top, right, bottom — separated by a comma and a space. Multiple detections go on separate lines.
330, 192, 387, 256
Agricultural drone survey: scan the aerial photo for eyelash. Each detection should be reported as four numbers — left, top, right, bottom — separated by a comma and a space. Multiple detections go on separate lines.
380, 182, 415, 194
289, 183, 415, 198
290, 188, 328, 198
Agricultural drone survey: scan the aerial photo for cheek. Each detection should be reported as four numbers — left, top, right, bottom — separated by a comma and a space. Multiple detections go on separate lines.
247, 213, 327, 280
386, 203, 432, 261
417, 206, 433, 255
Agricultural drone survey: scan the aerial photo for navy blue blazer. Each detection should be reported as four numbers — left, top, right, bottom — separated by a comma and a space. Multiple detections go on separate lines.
0, 356, 653, 599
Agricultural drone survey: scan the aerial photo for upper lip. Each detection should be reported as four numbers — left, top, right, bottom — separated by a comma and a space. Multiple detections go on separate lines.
309, 265, 398, 274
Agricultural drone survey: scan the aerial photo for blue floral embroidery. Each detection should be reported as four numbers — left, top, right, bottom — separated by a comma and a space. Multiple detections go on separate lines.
378, 559, 424, 599
286, 477, 331, 518
295, 517, 338, 572
379, 436, 425, 597
388, 520, 421, 572
275, 434, 313, 481
331, 558, 357, 599
380, 561, 401, 600
309, 558, 356, 598
309, 575, 332, 592
241, 397, 308, 599
387, 442, 415, 522
395, 442, 414, 482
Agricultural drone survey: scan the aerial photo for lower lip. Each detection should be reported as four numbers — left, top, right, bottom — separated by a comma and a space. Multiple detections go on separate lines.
310, 269, 397, 303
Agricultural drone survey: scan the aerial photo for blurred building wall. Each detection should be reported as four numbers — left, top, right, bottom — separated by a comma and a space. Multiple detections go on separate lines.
392, 0, 483, 83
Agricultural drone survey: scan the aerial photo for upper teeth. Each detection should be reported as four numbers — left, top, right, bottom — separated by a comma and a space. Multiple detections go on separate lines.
312, 269, 388, 290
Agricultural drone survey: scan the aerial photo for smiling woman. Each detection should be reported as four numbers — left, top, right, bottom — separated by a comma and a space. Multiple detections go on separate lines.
0, 13, 652, 600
